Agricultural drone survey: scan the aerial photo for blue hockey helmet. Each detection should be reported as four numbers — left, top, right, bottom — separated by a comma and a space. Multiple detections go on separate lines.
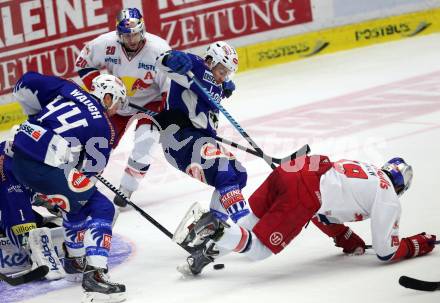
116, 8, 145, 45
381, 157, 413, 196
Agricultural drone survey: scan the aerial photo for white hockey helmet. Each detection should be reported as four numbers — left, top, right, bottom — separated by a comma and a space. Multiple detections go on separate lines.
204, 41, 239, 74
90, 74, 128, 111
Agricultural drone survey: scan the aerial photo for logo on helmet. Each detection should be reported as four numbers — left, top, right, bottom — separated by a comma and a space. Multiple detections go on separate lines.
116, 8, 145, 37
381, 157, 413, 196
222, 45, 231, 55
205, 41, 238, 73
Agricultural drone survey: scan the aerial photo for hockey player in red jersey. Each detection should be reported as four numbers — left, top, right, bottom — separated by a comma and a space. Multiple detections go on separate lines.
174, 155, 436, 275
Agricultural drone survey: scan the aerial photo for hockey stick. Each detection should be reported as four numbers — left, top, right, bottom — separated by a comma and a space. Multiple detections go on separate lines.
215, 135, 310, 165
95, 174, 193, 253
0, 265, 49, 286
399, 276, 440, 291
365, 240, 440, 250
128, 104, 310, 166
365, 239, 440, 291
186, 71, 277, 169
397, 239, 440, 291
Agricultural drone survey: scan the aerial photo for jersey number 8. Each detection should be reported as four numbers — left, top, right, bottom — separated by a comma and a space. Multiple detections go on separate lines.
333, 160, 368, 179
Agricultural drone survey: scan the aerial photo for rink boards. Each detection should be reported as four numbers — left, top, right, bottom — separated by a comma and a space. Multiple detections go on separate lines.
1, 7, 440, 131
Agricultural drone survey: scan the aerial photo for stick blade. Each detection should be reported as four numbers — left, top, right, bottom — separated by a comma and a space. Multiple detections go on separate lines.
173, 202, 204, 244
399, 275, 440, 291
0, 265, 49, 286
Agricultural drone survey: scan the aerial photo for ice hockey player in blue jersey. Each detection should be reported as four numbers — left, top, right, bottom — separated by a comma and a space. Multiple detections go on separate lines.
0, 139, 37, 252
0, 138, 66, 280
10, 72, 127, 303
154, 41, 250, 224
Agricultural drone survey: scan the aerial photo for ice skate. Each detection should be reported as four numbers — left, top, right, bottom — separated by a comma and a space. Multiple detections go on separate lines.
82, 265, 126, 303
113, 187, 132, 208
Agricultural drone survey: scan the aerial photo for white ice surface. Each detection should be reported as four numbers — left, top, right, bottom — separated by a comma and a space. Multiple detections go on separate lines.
12, 33, 440, 302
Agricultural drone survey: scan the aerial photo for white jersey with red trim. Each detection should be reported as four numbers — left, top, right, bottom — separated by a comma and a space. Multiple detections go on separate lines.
318, 159, 402, 258
75, 31, 171, 116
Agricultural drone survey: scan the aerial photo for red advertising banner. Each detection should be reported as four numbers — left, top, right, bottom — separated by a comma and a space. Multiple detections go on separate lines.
0, 0, 124, 100
0, 0, 312, 101
147, 0, 313, 48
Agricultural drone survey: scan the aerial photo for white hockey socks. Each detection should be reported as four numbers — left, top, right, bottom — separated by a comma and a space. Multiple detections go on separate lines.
120, 124, 159, 193
28, 227, 66, 280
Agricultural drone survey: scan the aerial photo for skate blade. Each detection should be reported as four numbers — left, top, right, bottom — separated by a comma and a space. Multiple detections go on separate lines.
45, 271, 66, 281
346, 247, 366, 256
82, 291, 126, 303
173, 202, 205, 244
176, 263, 195, 277
65, 273, 83, 282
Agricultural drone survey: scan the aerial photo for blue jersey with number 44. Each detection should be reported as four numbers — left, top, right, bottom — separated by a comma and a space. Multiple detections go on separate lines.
12, 72, 116, 174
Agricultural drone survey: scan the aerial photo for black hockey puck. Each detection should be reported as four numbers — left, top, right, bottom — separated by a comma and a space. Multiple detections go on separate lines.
213, 263, 225, 270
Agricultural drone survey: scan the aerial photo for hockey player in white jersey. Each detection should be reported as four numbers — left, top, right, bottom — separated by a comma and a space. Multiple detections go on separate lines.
174, 155, 436, 275
75, 7, 171, 206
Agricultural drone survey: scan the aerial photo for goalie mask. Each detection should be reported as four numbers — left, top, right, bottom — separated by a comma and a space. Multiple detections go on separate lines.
204, 41, 239, 75
381, 157, 413, 197
90, 74, 128, 111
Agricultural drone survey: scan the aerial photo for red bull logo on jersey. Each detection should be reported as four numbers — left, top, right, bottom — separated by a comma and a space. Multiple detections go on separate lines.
121, 76, 153, 96
131, 78, 151, 91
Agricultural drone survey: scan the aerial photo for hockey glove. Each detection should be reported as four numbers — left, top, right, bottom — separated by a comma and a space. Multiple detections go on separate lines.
401, 233, 436, 258
165, 50, 192, 75
32, 193, 63, 216
222, 80, 236, 98
333, 226, 366, 255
